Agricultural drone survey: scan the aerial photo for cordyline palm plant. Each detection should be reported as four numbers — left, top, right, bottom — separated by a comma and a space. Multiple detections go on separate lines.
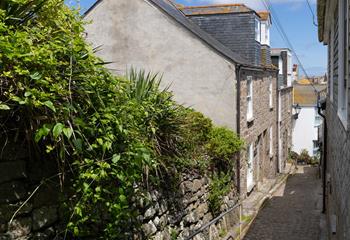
126, 68, 184, 156
0, 0, 46, 26
127, 68, 166, 101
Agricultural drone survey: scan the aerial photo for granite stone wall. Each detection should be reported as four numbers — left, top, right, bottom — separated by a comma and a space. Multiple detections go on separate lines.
0, 134, 62, 240
239, 69, 278, 196
139, 173, 240, 240
0, 134, 241, 240
279, 87, 293, 172
325, 100, 350, 240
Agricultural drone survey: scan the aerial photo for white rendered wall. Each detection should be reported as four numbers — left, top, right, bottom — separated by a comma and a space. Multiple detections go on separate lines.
292, 107, 319, 156
84, 0, 238, 130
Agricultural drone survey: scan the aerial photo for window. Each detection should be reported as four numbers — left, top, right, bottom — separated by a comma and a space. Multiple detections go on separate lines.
269, 126, 273, 157
247, 76, 253, 121
269, 76, 273, 108
337, 0, 348, 125
265, 24, 270, 45
255, 18, 261, 42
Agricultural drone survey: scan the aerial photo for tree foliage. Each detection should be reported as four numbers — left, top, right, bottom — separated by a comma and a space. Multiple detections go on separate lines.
0, 0, 244, 238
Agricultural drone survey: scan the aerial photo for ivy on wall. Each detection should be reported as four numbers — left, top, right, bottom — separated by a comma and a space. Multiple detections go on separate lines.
0, 0, 244, 238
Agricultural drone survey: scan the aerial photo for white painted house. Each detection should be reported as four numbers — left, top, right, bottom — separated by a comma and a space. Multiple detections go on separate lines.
292, 84, 326, 156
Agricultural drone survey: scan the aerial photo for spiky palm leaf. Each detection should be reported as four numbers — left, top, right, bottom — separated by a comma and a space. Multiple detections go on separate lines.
1, 0, 46, 26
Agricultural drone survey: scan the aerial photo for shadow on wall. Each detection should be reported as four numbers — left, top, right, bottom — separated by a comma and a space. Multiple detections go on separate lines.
244, 166, 322, 240
0, 134, 62, 239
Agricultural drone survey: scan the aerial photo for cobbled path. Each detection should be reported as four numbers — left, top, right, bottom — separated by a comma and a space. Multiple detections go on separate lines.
244, 166, 322, 240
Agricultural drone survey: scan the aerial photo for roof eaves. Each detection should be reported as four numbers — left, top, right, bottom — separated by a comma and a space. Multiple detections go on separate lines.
83, 0, 103, 16
317, 0, 326, 42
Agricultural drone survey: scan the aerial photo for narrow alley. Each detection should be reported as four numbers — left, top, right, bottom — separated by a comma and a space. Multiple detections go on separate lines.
244, 166, 322, 240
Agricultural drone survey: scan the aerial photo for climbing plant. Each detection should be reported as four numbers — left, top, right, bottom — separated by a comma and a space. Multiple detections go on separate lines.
0, 0, 244, 238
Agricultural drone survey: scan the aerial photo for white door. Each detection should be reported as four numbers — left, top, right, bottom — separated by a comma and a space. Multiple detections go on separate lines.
247, 144, 255, 193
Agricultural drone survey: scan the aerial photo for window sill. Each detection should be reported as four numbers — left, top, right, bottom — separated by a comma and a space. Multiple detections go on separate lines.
247, 117, 255, 123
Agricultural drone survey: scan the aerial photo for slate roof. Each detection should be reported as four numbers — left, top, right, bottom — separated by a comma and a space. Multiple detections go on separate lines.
179, 4, 255, 16
84, 0, 256, 67
293, 84, 327, 107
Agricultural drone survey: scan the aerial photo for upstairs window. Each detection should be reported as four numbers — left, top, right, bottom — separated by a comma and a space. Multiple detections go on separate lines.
247, 76, 254, 121
265, 24, 270, 45
269, 126, 273, 157
255, 18, 261, 42
269, 76, 273, 108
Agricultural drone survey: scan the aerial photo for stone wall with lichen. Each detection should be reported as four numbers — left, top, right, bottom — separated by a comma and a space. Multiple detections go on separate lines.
0, 133, 62, 240
138, 172, 239, 240
0, 134, 240, 240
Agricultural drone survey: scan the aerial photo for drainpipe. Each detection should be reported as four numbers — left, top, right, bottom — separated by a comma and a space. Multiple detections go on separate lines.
236, 64, 242, 195
317, 96, 327, 214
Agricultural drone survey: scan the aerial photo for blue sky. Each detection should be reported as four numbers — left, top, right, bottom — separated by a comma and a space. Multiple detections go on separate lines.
69, 0, 326, 76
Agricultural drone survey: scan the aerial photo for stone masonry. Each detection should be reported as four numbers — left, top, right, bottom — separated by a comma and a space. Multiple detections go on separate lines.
325, 100, 350, 240
0, 134, 62, 240
279, 87, 293, 172
0, 133, 241, 240
139, 173, 240, 240
239, 68, 278, 196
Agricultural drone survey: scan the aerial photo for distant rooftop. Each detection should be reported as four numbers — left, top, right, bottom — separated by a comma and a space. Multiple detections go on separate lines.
293, 84, 327, 107
179, 4, 257, 16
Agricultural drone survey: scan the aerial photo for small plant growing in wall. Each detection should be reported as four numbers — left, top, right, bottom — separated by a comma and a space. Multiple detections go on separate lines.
208, 172, 232, 216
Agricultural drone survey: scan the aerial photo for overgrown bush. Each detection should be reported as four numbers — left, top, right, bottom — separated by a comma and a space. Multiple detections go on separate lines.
206, 127, 244, 171
0, 0, 244, 238
299, 149, 313, 165
208, 172, 232, 216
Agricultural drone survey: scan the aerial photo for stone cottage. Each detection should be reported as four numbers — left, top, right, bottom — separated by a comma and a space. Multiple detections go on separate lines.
179, 4, 280, 194
318, 0, 350, 238
85, 0, 280, 199
271, 48, 293, 172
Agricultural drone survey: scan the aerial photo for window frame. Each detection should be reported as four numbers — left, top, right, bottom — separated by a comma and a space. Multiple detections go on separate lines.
247, 76, 254, 121
269, 76, 273, 109
337, 0, 349, 127
269, 126, 273, 157
255, 18, 261, 43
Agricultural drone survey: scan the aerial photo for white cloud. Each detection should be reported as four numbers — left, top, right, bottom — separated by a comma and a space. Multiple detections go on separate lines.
181, 0, 316, 11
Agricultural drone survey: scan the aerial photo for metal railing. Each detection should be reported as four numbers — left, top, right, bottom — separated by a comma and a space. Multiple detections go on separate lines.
185, 201, 243, 240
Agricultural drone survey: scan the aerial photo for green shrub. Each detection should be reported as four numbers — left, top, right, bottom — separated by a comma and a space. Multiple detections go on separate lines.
208, 172, 232, 216
0, 0, 244, 238
206, 127, 244, 171
298, 149, 312, 164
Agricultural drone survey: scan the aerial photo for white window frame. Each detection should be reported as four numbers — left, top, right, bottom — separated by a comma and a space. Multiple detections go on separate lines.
338, 0, 349, 127
266, 23, 270, 46
247, 76, 254, 121
269, 126, 273, 157
269, 76, 273, 109
255, 18, 261, 42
